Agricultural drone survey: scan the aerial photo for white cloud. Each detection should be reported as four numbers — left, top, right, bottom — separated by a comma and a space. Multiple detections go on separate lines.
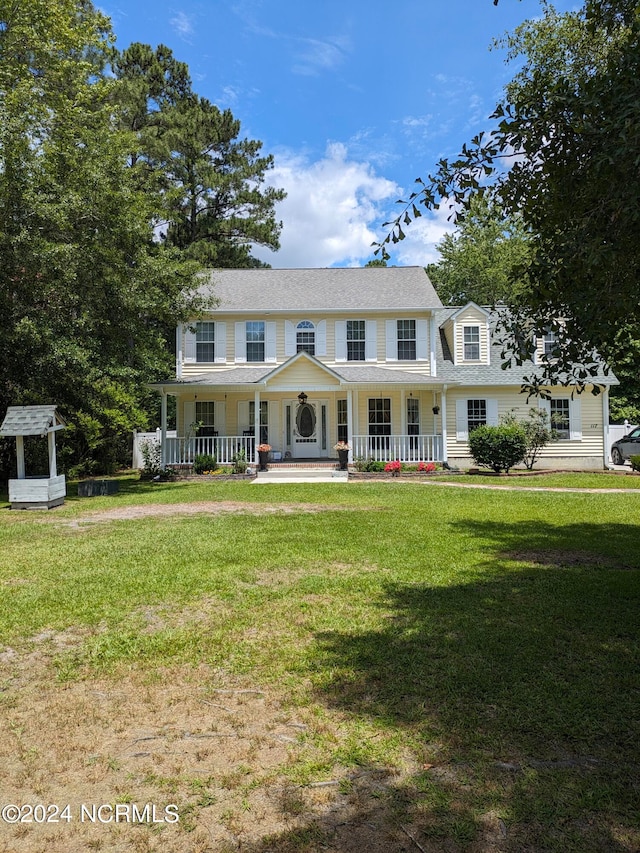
393, 202, 458, 267
252, 143, 399, 268
292, 36, 349, 76
170, 10, 194, 41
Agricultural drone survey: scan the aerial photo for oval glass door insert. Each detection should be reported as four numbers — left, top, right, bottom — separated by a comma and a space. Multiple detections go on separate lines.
296, 403, 316, 438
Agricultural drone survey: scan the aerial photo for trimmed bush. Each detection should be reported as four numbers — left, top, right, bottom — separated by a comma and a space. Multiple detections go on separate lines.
468, 424, 527, 473
630, 455, 640, 472
193, 453, 217, 474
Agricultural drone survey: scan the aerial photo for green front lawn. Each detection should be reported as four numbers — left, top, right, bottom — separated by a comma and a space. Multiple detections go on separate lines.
0, 477, 638, 851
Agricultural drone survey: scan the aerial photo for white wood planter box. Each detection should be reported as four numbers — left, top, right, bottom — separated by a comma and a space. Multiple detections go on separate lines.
9, 475, 66, 510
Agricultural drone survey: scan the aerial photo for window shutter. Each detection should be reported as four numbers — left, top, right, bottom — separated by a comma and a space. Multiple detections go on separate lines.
455, 400, 468, 441
569, 397, 582, 440
335, 321, 347, 362
416, 319, 428, 361
235, 322, 246, 363
183, 401, 195, 436
365, 320, 377, 362
238, 401, 249, 432
184, 325, 196, 363
487, 399, 499, 426
316, 320, 327, 356
386, 320, 397, 361
285, 321, 296, 357
265, 321, 277, 362
214, 322, 227, 363
538, 398, 551, 419
216, 401, 226, 435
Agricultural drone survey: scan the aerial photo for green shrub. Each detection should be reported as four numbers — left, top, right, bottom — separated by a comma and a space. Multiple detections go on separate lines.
468, 424, 527, 473
193, 453, 217, 474
354, 456, 379, 472
502, 407, 558, 470
630, 455, 640, 472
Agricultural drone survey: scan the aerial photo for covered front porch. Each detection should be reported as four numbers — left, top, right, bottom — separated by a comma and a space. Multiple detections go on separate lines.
151, 351, 449, 467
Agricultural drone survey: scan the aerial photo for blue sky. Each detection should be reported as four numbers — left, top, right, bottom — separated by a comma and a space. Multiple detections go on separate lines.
100, 0, 574, 268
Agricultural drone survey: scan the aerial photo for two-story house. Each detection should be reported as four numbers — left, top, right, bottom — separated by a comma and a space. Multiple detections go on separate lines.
151, 266, 615, 469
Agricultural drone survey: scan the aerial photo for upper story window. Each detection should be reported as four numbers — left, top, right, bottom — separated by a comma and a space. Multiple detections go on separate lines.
397, 320, 416, 360
296, 320, 315, 355
543, 329, 557, 358
195, 322, 215, 362
246, 321, 265, 362
347, 320, 366, 361
463, 326, 480, 361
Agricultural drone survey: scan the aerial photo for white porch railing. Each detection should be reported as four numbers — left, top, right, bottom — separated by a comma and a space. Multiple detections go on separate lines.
352, 434, 442, 463
164, 435, 256, 466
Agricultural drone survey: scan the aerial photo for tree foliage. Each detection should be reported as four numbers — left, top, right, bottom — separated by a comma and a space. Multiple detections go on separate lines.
426, 194, 530, 306
0, 0, 202, 476
378, 0, 640, 397
112, 43, 285, 268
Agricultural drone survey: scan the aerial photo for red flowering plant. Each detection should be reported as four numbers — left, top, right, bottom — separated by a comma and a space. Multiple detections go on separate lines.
384, 460, 402, 475
418, 461, 436, 473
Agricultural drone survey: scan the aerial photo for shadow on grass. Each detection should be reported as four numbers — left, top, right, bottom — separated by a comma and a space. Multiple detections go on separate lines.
236, 520, 639, 852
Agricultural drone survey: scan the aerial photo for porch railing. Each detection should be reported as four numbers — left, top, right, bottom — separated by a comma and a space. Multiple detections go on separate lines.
352, 434, 442, 463
164, 435, 256, 466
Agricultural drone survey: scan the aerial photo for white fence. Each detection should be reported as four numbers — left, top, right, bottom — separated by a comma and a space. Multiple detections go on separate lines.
132, 430, 176, 469
133, 431, 256, 468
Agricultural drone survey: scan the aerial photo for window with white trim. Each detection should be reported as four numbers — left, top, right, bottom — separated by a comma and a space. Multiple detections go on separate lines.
550, 398, 570, 439
463, 326, 480, 360
246, 321, 265, 362
195, 322, 215, 362
368, 398, 391, 436
296, 320, 315, 354
195, 401, 216, 436
543, 329, 557, 358
347, 320, 366, 361
397, 320, 416, 360
467, 399, 487, 432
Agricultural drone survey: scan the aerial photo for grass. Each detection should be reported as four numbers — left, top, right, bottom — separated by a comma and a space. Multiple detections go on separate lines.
0, 475, 639, 851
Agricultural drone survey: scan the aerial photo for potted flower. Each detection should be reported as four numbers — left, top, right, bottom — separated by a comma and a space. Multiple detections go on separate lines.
334, 440, 351, 470
257, 443, 271, 471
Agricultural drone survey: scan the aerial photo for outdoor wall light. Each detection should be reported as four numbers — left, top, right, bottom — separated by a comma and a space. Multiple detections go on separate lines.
298, 391, 308, 404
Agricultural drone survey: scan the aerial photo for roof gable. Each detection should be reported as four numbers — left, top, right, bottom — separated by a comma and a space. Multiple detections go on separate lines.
263, 351, 342, 386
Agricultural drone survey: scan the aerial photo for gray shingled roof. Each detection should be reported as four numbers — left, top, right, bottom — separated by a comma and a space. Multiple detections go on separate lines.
434, 308, 617, 385
152, 364, 446, 388
0, 405, 66, 436
197, 267, 443, 312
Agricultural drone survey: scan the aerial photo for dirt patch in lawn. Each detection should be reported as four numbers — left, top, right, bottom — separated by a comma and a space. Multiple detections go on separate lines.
0, 636, 427, 853
53, 501, 351, 529
503, 549, 636, 571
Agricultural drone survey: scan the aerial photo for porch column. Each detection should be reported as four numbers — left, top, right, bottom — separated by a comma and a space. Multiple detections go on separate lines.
254, 389, 260, 464
440, 386, 448, 463
16, 435, 25, 479
160, 390, 168, 467
346, 389, 354, 462
47, 430, 57, 479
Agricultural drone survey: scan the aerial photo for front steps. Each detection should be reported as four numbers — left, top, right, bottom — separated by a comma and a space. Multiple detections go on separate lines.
252, 462, 349, 484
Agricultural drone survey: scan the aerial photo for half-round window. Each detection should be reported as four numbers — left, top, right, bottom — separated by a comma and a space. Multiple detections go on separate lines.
296, 320, 315, 355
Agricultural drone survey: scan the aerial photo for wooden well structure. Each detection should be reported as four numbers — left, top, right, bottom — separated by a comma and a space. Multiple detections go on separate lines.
0, 405, 67, 510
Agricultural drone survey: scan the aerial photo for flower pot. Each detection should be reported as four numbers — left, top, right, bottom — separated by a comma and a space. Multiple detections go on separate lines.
258, 450, 270, 471
337, 449, 349, 470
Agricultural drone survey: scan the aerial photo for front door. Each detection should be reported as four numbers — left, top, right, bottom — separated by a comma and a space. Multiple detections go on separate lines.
285, 399, 328, 458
